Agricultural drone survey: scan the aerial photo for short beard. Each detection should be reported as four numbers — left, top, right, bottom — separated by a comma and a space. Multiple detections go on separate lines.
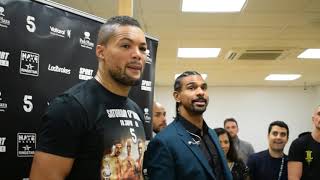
187, 104, 207, 115
109, 68, 141, 86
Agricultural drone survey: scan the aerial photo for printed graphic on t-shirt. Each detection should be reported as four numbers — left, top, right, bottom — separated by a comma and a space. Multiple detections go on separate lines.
100, 108, 145, 180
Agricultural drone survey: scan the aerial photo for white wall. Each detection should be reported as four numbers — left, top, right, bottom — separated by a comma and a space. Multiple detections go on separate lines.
154, 85, 319, 153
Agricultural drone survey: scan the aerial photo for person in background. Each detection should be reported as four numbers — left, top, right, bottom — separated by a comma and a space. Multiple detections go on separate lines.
144, 71, 232, 180
224, 118, 254, 164
247, 121, 289, 180
152, 101, 167, 135
215, 128, 250, 180
288, 106, 320, 180
30, 15, 148, 179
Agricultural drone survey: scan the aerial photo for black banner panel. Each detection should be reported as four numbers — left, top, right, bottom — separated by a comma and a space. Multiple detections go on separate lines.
0, 0, 158, 179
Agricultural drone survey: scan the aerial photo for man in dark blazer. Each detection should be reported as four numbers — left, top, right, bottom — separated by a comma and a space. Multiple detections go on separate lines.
144, 71, 232, 180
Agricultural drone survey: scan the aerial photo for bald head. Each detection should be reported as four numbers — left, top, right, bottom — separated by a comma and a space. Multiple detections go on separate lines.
153, 102, 167, 133
312, 106, 320, 131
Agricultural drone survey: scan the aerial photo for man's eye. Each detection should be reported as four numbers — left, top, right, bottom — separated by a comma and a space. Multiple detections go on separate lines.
140, 47, 147, 52
122, 44, 130, 48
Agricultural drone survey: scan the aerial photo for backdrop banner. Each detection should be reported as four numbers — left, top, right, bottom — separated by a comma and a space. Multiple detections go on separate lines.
0, 0, 157, 179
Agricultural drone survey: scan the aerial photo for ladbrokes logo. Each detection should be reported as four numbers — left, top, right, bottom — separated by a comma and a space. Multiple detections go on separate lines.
80, 32, 94, 49
141, 80, 152, 92
0, 91, 8, 112
49, 26, 71, 38
0, 51, 9, 67
48, 64, 71, 75
0, 137, 6, 152
20, 51, 40, 76
79, 67, 93, 80
17, 133, 36, 157
0, 6, 10, 28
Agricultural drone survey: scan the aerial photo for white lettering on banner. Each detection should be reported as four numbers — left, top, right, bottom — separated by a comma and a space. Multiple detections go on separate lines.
19, 51, 40, 76
78, 67, 93, 80
0, 137, 6, 152
146, 50, 152, 64
49, 26, 67, 38
141, 80, 152, 92
26, 16, 36, 32
0, 6, 10, 28
79, 31, 94, 49
144, 108, 151, 123
17, 133, 36, 157
48, 64, 71, 74
0, 51, 9, 67
0, 91, 7, 112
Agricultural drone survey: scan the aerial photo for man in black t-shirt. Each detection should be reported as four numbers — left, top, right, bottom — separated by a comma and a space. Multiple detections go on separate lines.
30, 16, 148, 180
288, 106, 320, 180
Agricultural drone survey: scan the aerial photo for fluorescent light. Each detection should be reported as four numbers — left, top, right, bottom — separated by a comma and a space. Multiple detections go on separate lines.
175, 73, 207, 80
297, 49, 320, 59
182, 0, 246, 13
265, 74, 301, 81
177, 48, 221, 58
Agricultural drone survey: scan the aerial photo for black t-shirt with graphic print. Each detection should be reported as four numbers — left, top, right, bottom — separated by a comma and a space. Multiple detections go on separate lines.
37, 78, 146, 180
288, 133, 320, 180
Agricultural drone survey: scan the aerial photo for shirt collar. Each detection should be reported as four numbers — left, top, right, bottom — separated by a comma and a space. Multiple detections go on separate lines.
177, 114, 208, 136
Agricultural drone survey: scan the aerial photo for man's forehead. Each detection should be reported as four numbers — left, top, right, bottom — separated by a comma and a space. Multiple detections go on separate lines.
270, 126, 287, 133
181, 75, 205, 85
111, 26, 146, 43
226, 122, 237, 126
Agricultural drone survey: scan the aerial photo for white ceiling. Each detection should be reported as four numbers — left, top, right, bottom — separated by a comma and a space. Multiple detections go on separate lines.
52, 0, 320, 87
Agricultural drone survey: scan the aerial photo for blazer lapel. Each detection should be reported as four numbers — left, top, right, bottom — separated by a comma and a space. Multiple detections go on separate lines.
174, 121, 216, 179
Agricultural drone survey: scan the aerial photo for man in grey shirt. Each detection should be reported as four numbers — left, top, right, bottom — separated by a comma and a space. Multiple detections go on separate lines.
224, 118, 254, 164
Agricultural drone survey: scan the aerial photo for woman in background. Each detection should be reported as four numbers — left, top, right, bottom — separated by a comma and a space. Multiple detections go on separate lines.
215, 128, 250, 180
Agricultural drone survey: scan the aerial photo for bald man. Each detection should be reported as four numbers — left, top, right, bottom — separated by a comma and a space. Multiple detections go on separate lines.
152, 102, 167, 134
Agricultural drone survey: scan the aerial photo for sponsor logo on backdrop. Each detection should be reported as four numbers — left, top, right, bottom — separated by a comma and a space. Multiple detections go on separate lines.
0, 91, 8, 112
146, 49, 152, 64
141, 80, 152, 92
144, 108, 151, 123
79, 67, 93, 80
17, 133, 36, 157
67, 30, 71, 38
0, 137, 6, 152
0, 6, 10, 28
48, 64, 71, 74
80, 31, 94, 49
0, 51, 9, 67
49, 26, 71, 38
26, 15, 36, 32
19, 51, 40, 76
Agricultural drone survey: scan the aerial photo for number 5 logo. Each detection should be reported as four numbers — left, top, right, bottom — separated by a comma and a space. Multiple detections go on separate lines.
26, 16, 36, 32
23, 95, 33, 112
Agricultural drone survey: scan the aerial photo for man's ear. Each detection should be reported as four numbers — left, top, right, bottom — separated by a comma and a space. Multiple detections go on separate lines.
173, 91, 180, 103
96, 44, 105, 60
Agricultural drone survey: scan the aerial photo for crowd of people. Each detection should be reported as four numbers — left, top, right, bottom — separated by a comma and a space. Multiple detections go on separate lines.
29, 15, 319, 180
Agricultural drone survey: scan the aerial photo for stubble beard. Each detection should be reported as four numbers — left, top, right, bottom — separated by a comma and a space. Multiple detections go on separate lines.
109, 67, 141, 86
